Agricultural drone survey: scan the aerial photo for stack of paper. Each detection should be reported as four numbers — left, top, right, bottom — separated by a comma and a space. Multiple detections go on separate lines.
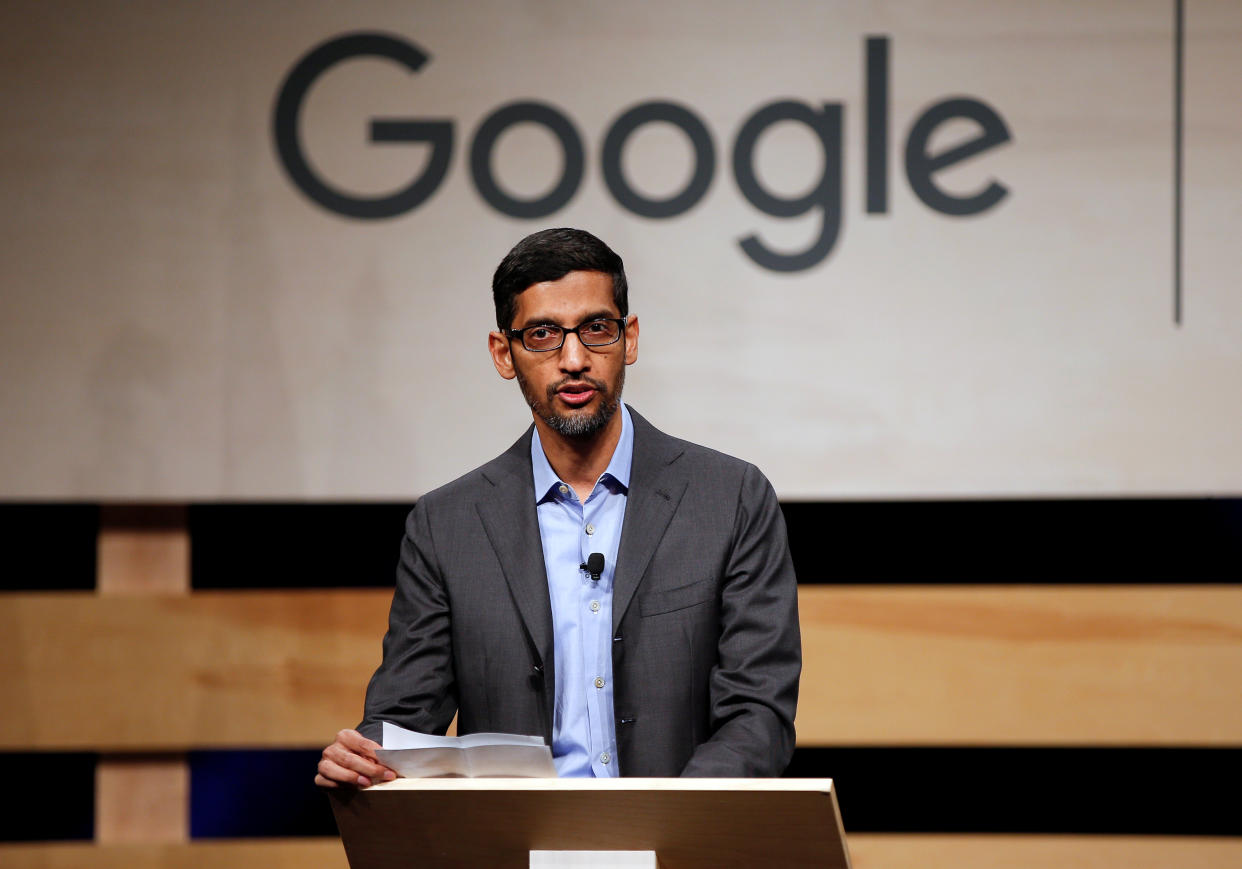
376, 721, 557, 778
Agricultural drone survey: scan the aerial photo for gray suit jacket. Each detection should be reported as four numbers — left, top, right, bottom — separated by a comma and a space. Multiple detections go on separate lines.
359, 407, 800, 776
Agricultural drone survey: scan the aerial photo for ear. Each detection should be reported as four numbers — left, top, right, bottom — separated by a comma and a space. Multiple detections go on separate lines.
489, 330, 516, 380
623, 315, 639, 365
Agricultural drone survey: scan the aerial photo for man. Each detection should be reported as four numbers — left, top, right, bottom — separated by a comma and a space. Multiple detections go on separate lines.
317, 228, 799, 785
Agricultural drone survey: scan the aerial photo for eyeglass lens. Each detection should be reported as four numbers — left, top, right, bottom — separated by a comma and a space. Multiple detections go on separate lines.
523, 319, 620, 351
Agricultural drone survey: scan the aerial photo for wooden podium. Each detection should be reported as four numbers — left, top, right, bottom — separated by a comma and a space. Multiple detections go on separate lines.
329, 777, 851, 868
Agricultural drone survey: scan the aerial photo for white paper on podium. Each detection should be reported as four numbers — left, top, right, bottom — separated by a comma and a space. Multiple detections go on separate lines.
376, 721, 556, 778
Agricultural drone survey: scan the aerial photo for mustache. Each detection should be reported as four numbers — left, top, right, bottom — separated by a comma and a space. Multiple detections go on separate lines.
545, 376, 608, 399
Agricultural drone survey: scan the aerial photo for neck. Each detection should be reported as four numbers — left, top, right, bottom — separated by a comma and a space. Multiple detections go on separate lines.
534, 407, 624, 501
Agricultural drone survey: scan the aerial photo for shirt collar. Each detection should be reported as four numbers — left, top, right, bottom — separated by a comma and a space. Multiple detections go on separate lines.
531, 404, 633, 501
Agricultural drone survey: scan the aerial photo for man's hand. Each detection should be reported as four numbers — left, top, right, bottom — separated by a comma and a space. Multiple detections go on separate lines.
315, 729, 397, 788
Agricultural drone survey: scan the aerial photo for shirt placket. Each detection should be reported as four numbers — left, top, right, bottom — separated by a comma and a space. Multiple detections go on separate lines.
551, 486, 585, 770
581, 484, 615, 775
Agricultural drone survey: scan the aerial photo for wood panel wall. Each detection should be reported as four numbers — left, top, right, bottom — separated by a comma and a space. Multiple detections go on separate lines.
4, 587, 1241, 749
13, 837, 1242, 869
1, 508, 1238, 867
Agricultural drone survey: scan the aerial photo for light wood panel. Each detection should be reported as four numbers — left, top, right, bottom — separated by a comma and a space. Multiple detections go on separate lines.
96, 506, 189, 596
95, 755, 188, 843
846, 834, 1242, 869
797, 585, 1242, 744
0, 589, 392, 750
0, 840, 349, 869
95, 506, 189, 843
94, 754, 188, 844
2, 835, 1241, 869
2, 587, 1240, 749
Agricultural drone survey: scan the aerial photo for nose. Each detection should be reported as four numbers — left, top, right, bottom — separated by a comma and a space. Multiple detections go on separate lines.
558, 330, 590, 371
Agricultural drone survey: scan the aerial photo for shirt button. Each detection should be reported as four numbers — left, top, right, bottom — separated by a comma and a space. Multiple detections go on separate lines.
594, 677, 605, 689
600, 752, 611, 764
585, 523, 595, 535
590, 600, 601, 613
558, 484, 569, 495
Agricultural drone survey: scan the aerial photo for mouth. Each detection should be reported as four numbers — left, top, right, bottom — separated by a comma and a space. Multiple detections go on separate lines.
554, 381, 600, 408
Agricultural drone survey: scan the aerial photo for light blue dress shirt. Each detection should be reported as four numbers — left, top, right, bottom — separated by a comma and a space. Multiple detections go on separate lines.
530, 404, 633, 778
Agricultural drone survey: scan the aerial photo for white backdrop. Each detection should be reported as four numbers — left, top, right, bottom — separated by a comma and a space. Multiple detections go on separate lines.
1, 0, 1239, 498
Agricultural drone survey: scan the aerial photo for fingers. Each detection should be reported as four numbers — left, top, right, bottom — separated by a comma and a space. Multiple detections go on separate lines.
336, 728, 383, 757
315, 730, 396, 788
318, 754, 378, 788
324, 745, 394, 783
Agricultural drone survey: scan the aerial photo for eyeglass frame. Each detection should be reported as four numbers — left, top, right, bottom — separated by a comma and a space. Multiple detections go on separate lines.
503, 316, 630, 352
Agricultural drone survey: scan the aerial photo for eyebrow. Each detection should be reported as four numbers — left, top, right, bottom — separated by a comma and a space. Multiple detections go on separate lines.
514, 310, 619, 330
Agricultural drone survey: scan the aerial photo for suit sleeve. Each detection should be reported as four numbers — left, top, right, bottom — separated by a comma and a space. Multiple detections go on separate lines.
356, 499, 459, 743
680, 463, 801, 776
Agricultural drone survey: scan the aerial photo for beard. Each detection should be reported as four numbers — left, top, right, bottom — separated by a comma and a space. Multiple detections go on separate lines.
515, 367, 624, 439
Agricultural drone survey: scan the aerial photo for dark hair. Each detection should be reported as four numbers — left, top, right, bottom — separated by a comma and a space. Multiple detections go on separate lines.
492, 228, 628, 330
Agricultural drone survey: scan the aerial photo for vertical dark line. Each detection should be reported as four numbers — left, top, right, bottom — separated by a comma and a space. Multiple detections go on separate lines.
865, 36, 889, 214
1174, 0, 1184, 326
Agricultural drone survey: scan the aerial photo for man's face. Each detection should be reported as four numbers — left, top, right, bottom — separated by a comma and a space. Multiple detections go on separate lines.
488, 270, 639, 440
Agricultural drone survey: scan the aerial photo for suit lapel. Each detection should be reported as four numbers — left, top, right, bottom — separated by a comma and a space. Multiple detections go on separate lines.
475, 430, 554, 668
613, 409, 688, 632
471, 410, 686, 719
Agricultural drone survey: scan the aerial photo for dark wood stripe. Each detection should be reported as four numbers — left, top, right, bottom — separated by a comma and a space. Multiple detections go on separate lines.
189, 749, 335, 838
0, 504, 97, 591
190, 503, 408, 589
2, 746, 1237, 841
782, 498, 1242, 584
0, 752, 94, 840
786, 746, 1242, 835
2, 498, 1239, 590
195, 498, 1242, 587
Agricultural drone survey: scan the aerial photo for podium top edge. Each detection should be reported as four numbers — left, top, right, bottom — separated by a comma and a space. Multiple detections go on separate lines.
364, 777, 835, 793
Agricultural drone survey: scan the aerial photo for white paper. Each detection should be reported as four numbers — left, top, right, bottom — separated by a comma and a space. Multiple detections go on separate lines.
382, 721, 547, 750
377, 721, 556, 778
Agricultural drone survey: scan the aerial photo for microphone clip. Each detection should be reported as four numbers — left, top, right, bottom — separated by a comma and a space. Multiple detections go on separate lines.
580, 552, 605, 582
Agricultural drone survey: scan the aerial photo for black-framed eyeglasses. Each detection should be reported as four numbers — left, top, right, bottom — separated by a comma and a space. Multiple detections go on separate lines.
505, 317, 627, 352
